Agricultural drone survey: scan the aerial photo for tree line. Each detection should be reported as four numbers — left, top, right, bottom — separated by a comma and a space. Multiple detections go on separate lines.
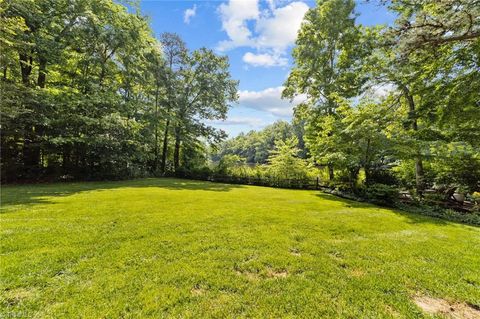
213, 121, 307, 164
1, 0, 238, 182
1, 0, 479, 199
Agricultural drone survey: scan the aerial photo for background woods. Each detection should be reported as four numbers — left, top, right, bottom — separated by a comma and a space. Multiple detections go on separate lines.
0, 0, 238, 182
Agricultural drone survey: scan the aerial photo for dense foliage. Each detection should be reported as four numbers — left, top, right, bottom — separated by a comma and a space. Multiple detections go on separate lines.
212, 0, 479, 211
289, 0, 479, 201
213, 121, 306, 164
0, 0, 237, 182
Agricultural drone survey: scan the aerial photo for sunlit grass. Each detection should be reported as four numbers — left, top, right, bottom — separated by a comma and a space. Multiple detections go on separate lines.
1, 178, 479, 318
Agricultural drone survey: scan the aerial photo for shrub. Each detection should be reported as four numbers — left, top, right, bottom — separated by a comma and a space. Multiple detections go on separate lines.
215, 154, 245, 175
175, 166, 212, 180
396, 203, 480, 226
367, 169, 398, 185
363, 183, 399, 206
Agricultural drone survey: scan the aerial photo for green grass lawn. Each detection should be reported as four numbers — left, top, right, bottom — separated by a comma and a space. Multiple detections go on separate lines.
1, 178, 479, 318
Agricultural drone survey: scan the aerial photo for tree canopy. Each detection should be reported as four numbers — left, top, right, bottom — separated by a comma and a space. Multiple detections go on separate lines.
1, 0, 237, 182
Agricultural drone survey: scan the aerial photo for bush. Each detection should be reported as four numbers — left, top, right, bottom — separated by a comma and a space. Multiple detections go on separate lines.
215, 154, 246, 175
175, 166, 212, 180
396, 203, 480, 226
367, 169, 398, 185
362, 183, 399, 206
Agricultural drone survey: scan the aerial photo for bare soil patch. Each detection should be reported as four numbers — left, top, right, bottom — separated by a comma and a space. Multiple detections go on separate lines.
349, 268, 365, 278
413, 296, 480, 319
235, 270, 260, 281
266, 268, 288, 278
191, 285, 206, 296
289, 248, 301, 256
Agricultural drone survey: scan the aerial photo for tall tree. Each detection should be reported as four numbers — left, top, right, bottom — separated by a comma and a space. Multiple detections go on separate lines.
267, 137, 309, 179
172, 47, 238, 171
283, 0, 372, 180
158, 32, 187, 174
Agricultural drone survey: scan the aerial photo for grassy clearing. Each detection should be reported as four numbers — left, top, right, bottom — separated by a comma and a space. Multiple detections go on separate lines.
1, 178, 479, 318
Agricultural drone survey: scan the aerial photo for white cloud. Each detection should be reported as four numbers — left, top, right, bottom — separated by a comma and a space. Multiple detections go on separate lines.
217, 0, 259, 50
371, 83, 395, 98
357, 84, 396, 102
184, 5, 197, 24
242, 52, 288, 67
207, 116, 264, 127
238, 86, 306, 117
255, 2, 309, 53
217, 0, 309, 67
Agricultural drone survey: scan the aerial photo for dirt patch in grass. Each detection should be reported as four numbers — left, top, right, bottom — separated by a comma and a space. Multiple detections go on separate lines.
236, 267, 288, 280
289, 248, 301, 256
349, 268, 365, 278
413, 296, 480, 319
266, 268, 288, 279
235, 270, 260, 281
191, 286, 206, 296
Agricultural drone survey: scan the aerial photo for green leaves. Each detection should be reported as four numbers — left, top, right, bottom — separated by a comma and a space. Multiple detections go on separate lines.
284, 0, 369, 107
267, 137, 310, 179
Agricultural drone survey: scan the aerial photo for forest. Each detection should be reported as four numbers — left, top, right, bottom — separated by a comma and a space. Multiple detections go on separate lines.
1, 0, 238, 181
1, 0, 479, 211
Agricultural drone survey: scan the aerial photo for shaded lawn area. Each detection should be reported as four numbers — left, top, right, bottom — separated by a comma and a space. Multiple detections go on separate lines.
1, 178, 479, 318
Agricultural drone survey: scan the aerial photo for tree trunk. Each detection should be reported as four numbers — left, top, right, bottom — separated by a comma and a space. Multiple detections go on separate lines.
160, 119, 170, 174
37, 57, 47, 88
349, 167, 359, 190
363, 138, 371, 186
153, 86, 160, 172
415, 157, 425, 195
62, 145, 71, 174
328, 165, 334, 181
173, 126, 181, 172
19, 53, 32, 86
364, 167, 371, 186
401, 84, 425, 195
22, 126, 40, 177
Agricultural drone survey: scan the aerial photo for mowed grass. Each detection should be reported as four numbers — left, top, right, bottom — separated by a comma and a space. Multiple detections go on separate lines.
1, 178, 479, 318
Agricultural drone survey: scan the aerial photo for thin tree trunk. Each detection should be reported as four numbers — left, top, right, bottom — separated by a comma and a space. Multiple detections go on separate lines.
401, 84, 425, 195
37, 57, 47, 88
350, 167, 359, 189
415, 159, 425, 195
364, 138, 371, 185
62, 145, 70, 174
22, 126, 40, 176
21, 52, 41, 176
328, 165, 334, 181
173, 126, 181, 172
19, 53, 32, 86
153, 86, 159, 172
160, 119, 170, 174
35, 57, 47, 174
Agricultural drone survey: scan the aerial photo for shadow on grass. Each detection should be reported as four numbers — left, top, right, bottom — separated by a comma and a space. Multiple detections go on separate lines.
1, 178, 243, 211
314, 193, 452, 226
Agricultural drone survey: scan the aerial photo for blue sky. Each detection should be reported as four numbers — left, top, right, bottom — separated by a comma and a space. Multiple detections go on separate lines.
139, 0, 395, 137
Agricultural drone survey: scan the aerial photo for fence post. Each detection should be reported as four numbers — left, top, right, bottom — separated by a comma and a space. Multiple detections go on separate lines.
316, 177, 319, 190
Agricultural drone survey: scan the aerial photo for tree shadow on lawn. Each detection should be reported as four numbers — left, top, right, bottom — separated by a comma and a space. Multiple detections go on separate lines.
1, 178, 243, 211
314, 193, 452, 226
